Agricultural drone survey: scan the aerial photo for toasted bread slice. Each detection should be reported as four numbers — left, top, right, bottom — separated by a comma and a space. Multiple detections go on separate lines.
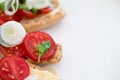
20, 0, 65, 32
25, 61, 60, 80
27, 44, 62, 64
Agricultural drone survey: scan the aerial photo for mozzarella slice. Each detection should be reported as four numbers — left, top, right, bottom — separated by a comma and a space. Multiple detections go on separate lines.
25, 67, 60, 80
0, 21, 26, 47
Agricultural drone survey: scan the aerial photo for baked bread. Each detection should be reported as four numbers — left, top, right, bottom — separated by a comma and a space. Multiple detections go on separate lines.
20, 0, 65, 32
43, 44, 62, 64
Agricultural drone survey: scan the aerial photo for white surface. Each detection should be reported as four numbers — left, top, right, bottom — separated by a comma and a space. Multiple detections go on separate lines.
42, 0, 120, 80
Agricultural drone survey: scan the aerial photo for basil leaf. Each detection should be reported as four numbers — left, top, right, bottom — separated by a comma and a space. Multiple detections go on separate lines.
20, 0, 26, 3
31, 8, 38, 13
0, 3, 5, 11
19, 4, 28, 10
36, 41, 51, 63
42, 41, 51, 52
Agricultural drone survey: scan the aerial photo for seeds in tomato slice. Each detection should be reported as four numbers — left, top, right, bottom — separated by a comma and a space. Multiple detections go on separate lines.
23, 31, 56, 62
0, 56, 30, 80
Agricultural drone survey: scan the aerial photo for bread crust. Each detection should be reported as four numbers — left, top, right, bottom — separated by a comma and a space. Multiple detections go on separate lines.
26, 60, 44, 70
20, 0, 65, 32
43, 44, 62, 64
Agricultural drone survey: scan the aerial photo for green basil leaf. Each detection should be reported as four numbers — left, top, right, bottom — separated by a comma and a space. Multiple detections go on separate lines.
0, 3, 5, 11
19, 4, 28, 10
20, 0, 26, 3
36, 41, 51, 63
31, 8, 38, 13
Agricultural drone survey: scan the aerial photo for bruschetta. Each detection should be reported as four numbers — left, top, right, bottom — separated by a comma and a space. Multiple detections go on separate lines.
0, 21, 62, 64
0, 0, 65, 32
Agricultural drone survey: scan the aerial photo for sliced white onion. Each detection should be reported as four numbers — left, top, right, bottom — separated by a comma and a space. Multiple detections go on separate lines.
0, 27, 13, 47
0, 36, 13, 47
4, 0, 19, 15
0, 21, 26, 47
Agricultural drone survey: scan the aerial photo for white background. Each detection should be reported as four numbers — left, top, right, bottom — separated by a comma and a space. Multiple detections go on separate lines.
42, 0, 120, 80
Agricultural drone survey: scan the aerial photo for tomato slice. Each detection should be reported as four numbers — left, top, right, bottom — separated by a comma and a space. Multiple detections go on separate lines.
13, 44, 27, 57
18, 9, 36, 18
0, 11, 13, 25
38, 7, 52, 14
0, 18, 6, 25
0, 13, 13, 21
0, 44, 27, 58
23, 31, 56, 62
12, 11, 22, 22
0, 9, 35, 25
0, 56, 30, 80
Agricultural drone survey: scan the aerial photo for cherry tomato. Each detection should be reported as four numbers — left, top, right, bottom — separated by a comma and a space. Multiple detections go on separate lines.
38, 7, 52, 14
23, 31, 56, 62
0, 56, 30, 80
18, 9, 36, 18
0, 44, 26, 58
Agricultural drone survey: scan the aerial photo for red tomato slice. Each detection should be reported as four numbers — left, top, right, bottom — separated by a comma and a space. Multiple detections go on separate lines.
23, 31, 56, 62
0, 18, 6, 25
0, 9, 35, 25
0, 44, 26, 58
38, 7, 52, 14
0, 56, 30, 80
18, 9, 36, 18
0, 13, 13, 21
12, 11, 22, 22
0, 11, 13, 25
13, 44, 27, 57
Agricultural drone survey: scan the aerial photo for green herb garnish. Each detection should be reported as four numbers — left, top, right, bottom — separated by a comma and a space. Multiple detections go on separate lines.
18, 4, 28, 10
36, 41, 51, 63
20, 0, 26, 3
0, 3, 5, 11
31, 8, 38, 13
